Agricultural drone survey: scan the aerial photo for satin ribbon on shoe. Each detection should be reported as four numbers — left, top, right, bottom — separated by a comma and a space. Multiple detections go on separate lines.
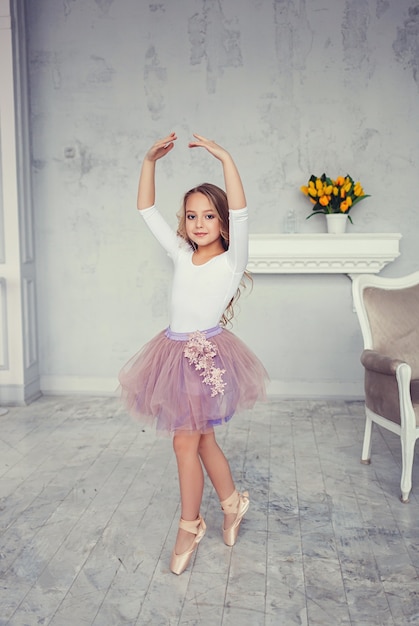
221, 490, 250, 546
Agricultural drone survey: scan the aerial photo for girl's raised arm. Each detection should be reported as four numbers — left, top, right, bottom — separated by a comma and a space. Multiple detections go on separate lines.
188, 134, 246, 210
137, 132, 177, 210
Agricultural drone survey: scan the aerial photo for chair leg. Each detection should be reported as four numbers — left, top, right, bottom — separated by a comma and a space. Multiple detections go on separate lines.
360, 413, 373, 464
400, 435, 416, 503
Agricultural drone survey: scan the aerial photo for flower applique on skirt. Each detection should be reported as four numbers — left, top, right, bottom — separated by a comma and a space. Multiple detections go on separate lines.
183, 330, 226, 397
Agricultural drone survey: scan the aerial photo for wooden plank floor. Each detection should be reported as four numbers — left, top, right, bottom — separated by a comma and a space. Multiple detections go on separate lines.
0, 396, 418, 625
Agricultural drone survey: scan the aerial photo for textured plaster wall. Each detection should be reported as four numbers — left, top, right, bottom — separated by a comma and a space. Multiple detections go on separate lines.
25, 0, 419, 395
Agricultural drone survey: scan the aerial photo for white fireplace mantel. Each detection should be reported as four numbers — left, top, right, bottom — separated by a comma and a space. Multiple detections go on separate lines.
248, 233, 402, 274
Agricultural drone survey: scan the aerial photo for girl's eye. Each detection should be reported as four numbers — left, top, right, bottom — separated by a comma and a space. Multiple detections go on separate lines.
186, 214, 195, 220
205, 214, 215, 219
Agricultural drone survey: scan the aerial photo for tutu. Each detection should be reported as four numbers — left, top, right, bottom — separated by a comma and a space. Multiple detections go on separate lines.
118, 326, 268, 435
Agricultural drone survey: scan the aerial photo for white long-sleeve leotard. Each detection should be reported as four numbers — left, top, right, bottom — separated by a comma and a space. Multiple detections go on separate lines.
140, 205, 248, 333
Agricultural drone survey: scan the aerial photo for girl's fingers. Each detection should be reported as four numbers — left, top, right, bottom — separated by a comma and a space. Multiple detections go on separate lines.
192, 133, 206, 141
149, 133, 177, 157
160, 132, 177, 148
189, 135, 226, 159
189, 134, 218, 149
151, 132, 226, 153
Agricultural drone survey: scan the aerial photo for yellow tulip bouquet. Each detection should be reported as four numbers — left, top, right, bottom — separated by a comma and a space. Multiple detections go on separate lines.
301, 173, 370, 223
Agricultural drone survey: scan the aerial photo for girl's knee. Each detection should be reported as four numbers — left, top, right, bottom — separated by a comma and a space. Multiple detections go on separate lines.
173, 432, 201, 457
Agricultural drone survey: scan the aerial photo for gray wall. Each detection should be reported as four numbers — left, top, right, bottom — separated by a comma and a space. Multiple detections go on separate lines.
25, 0, 419, 396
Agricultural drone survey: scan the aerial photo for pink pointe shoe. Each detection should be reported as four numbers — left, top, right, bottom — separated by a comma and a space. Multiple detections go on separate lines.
170, 515, 206, 575
220, 490, 250, 546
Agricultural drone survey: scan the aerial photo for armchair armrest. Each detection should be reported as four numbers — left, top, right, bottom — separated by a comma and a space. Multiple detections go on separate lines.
360, 350, 407, 424
361, 349, 404, 376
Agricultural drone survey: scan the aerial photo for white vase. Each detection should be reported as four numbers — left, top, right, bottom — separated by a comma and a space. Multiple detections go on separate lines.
326, 213, 348, 234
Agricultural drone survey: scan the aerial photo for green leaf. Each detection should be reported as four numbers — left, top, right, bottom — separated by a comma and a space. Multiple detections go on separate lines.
306, 209, 327, 219
351, 194, 370, 207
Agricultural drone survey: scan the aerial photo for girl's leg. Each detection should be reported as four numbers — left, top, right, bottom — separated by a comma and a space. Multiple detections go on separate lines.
198, 430, 237, 529
172, 431, 204, 554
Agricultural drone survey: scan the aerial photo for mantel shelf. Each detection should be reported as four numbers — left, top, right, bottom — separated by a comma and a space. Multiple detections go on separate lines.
248, 233, 402, 274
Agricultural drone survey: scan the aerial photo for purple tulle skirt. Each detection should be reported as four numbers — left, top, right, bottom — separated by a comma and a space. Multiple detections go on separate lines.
118, 326, 268, 435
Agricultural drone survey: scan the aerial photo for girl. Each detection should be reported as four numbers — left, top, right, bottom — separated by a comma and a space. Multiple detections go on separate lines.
119, 132, 267, 575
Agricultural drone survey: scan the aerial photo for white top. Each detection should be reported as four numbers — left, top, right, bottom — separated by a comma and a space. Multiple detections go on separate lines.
140, 205, 248, 333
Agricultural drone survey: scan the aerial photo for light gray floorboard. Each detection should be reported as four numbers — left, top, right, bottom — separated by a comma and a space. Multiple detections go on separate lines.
0, 396, 418, 625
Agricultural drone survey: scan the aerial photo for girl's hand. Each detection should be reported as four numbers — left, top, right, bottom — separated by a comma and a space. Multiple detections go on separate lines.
189, 133, 246, 210
145, 132, 177, 162
188, 133, 230, 162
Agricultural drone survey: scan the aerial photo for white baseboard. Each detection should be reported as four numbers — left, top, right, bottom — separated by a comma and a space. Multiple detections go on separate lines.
267, 379, 364, 398
40, 375, 364, 399
0, 381, 42, 405
40, 376, 120, 396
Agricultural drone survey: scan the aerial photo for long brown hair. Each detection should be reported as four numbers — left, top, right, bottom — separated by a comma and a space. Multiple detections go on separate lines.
177, 183, 252, 326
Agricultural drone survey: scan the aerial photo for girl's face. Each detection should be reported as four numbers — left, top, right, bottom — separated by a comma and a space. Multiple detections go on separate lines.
185, 192, 223, 250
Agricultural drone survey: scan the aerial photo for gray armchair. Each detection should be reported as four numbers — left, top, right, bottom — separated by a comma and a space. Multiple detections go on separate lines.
352, 271, 419, 502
